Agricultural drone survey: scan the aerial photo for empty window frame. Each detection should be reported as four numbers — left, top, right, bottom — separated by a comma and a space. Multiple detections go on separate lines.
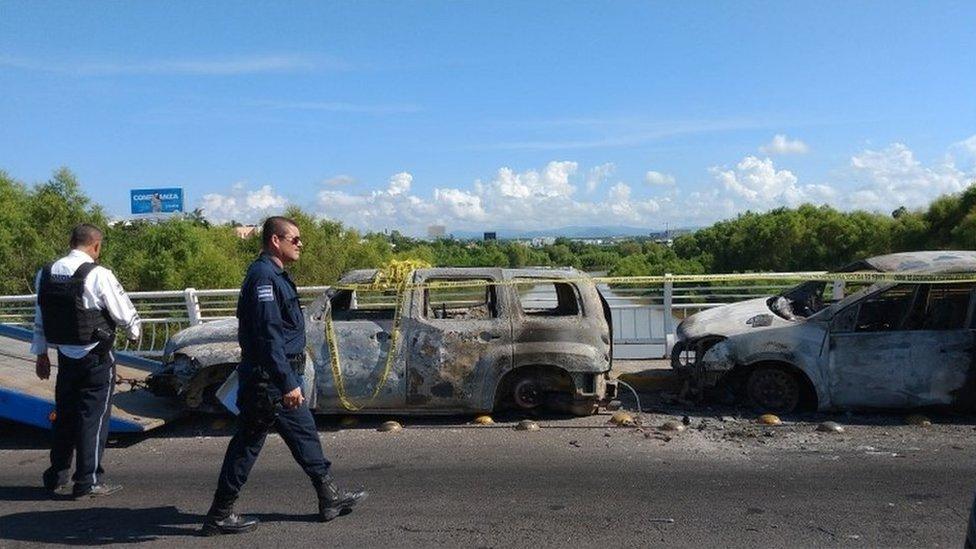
517, 281, 581, 317
329, 289, 398, 321
903, 283, 975, 331
853, 285, 918, 332
424, 280, 497, 320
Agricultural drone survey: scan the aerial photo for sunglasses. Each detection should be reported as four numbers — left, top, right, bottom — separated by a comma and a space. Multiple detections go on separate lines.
276, 234, 302, 245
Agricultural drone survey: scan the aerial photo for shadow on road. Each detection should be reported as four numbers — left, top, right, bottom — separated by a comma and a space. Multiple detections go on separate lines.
0, 505, 201, 545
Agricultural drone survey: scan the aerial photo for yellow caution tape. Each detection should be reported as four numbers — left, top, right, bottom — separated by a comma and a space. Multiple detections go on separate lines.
325, 278, 407, 411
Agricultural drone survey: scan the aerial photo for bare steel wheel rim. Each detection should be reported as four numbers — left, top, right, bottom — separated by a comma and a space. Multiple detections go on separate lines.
513, 377, 544, 409
747, 368, 799, 412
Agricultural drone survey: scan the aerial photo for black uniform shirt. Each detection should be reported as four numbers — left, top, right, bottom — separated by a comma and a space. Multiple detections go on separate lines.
237, 253, 306, 393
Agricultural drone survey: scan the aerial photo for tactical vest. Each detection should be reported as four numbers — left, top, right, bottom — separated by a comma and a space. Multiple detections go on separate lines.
38, 262, 116, 346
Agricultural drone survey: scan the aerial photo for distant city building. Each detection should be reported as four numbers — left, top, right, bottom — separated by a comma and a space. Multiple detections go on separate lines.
427, 225, 446, 239
531, 237, 556, 247
234, 225, 258, 239
484, 231, 497, 241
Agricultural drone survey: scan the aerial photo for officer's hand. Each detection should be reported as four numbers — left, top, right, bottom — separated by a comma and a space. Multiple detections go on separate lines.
35, 354, 51, 380
282, 387, 304, 409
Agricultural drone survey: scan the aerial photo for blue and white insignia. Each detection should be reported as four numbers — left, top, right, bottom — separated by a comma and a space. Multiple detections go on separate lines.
256, 285, 275, 302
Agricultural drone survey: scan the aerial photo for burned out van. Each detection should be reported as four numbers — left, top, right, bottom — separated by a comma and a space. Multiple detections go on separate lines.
148, 267, 616, 416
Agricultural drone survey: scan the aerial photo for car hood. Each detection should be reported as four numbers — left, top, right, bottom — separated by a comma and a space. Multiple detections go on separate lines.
676, 297, 796, 340
163, 318, 238, 358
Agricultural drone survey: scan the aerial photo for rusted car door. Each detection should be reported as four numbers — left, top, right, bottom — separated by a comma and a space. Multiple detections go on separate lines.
828, 285, 919, 408
311, 289, 407, 411
899, 284, 975, 407
827, 284, 975, 408
403, 271, 513, 410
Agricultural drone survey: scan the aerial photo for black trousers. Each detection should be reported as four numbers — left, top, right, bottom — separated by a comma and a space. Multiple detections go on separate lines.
43, 349, 115, 492
211, 377, 331, 509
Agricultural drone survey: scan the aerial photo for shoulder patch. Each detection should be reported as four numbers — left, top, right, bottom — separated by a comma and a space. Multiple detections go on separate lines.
256, 284, 275, 302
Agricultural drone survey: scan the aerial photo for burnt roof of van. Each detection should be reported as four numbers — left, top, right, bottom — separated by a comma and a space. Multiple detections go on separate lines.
839, 251, 976, 274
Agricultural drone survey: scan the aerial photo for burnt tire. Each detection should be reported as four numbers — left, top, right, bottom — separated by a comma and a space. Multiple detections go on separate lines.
512, 376, 545, 410
745, 366, 800, 413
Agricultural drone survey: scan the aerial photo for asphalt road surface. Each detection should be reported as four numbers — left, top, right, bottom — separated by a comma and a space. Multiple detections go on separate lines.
1, 409, 975, 548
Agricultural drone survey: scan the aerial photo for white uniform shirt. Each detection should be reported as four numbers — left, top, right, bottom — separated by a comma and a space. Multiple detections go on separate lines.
31, 249, 141, 359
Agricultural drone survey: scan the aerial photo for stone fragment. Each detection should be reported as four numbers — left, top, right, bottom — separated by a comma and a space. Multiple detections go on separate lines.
817, 421, 845, 433
473, 415, 494, 425
757, 414, 781, 426
515, 419, 540, 431
609, 411, 636, 427
905, 414, 932, 427
377, 420, 402, 432
659, 420, 685, 432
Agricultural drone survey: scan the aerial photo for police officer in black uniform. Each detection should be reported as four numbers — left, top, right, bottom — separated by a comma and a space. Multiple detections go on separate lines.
202, 216, 366, 536
32, 224, 141, 498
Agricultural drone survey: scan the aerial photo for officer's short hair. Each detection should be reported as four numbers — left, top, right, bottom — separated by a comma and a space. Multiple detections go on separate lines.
69, 224, 103, 248
261, 216, 299, 248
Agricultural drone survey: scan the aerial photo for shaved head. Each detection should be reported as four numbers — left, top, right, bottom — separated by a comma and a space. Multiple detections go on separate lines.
69, 224, 103, 249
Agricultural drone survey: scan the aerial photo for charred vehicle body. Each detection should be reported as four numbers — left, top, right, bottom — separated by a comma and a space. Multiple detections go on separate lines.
148, 268, 616, 415
671, 251, 976, 413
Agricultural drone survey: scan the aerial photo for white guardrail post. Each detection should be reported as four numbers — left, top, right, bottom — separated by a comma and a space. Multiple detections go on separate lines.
184, 288, 202, 326
662, 272, 674, 358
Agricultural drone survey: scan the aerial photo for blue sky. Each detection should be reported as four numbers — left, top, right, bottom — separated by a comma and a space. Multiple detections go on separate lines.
1, 1, 974, 235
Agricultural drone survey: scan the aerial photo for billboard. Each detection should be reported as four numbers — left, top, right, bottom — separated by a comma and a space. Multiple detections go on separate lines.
130, 188, 184, 214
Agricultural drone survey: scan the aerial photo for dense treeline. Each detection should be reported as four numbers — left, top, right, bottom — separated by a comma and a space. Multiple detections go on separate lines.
1, 168, 974, 294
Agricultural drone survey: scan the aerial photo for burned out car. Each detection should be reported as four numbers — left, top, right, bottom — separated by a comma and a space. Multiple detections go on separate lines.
148, 267, 616, 415
671, 251, 976, 413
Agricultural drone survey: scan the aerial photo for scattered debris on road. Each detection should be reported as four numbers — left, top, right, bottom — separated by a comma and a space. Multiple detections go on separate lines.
817, 421, 845, 433
906, 414, 932, 427
609, 411, 636, 426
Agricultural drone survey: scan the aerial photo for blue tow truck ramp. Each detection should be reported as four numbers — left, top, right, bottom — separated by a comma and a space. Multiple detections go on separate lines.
0, 324, 182, 433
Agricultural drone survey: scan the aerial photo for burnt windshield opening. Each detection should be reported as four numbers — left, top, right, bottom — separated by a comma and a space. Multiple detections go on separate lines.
768, 281, 829, 320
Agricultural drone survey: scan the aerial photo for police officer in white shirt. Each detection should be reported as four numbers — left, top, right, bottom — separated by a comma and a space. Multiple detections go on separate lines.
32, 224, 141, 498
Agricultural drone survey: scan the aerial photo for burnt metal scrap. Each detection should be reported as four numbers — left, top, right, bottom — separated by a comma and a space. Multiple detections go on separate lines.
148, 267, 617, 415
672, 250, 976, 413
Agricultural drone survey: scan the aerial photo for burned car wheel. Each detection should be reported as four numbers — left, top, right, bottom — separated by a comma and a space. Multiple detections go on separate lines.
745, 366, 800, 413
512, 376, 544, 410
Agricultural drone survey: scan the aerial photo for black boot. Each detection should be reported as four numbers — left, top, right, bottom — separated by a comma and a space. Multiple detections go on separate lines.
201, 493, 259, 536
315, 473, 367, 522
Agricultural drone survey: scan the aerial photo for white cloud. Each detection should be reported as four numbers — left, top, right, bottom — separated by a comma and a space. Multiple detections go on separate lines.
644, 170, 676, 186
252, 100, 421, 114
387, 172, 412, 196
759, 134, 810, 155
845, 143, 969, 210
711, 156, 806, 207
313, 161, 674, 233
953, 135, 976, 159
0, 54, 328, 76
323, 175, 356, 186
585, 163, 615, 193
199, 183, 289, 224
199, 141, 976, 235
434, 188, 487, 220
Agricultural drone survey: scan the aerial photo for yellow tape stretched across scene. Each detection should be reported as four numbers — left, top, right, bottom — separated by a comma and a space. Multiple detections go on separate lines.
328, 270, 976, 293
321, 268, 976, 410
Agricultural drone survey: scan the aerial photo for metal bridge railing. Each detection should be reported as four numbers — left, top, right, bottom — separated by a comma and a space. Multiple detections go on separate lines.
0, 277, 807, 360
